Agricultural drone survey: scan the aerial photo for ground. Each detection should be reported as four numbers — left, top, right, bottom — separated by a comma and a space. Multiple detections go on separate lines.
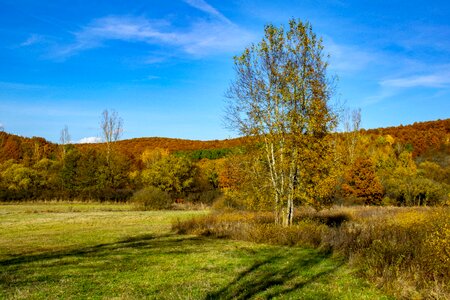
0, 203, 391, 299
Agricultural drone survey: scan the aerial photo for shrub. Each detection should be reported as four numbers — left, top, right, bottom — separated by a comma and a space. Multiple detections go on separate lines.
211, 190, 246, 211
173, 206, 450, 299
185, 190, 222, 204
131, 187, 172, 210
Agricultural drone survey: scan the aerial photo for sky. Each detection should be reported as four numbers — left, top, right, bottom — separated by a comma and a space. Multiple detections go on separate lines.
0, 0, 449, 143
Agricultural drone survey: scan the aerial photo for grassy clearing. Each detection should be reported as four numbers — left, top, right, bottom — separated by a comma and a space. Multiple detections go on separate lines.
175, 206, 450, 299
0, 203, 390, 299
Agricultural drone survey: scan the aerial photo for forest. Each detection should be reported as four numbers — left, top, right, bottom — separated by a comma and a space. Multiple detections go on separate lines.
0, 118, 448, 207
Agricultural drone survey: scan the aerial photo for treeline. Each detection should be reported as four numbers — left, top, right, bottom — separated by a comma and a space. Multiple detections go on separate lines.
0, 143, 221, 203
0, 133, 58, 163
174, 148, 236, 160
76, 136, 246, 162
364, 118, 449, 157
0, 119, 449, 205
335, 129, 449, 206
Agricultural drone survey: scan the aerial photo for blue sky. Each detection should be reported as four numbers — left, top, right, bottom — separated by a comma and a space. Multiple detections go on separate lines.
0, 0, 449, 143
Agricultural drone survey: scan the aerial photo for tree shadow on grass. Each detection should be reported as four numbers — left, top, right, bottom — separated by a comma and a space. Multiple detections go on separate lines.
0, 233, 204, 268
1, 234, 343, 299
1, 233, 226, 297
206, 250, 343, 300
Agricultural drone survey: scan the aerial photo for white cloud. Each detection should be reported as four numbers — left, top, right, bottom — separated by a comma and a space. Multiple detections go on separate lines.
324, 38, 374, 74
20, 34, 43, 47
381, 72, 450, 88
396, 24, 450, 53
362, 68, 450, 106
52, 7, 254, 59
144, 55, 168, 64
183, 0, 231, 24
175, 20, 254, 55
77, 137, 102, 144
361, 87, 399, 106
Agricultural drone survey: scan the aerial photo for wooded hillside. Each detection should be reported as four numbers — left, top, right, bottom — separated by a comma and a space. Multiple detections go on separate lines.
365, 119, 449, 158
1, 119, 448, 164
0, 118, 448, 203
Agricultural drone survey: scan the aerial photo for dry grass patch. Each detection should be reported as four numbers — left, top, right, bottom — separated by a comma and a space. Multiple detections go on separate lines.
173, 206, 450, 299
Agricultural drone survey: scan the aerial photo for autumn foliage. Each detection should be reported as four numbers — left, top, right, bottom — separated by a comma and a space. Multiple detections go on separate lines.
0, 119, 448, 205
342, 158, 384, 205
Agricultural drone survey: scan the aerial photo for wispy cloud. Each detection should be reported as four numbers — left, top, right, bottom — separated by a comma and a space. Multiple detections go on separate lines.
381, 72, 450, 88
176, 20, 254, 55
362, 68, 450, 106
20, 34, 44, 47
183, 0, 231, 23
324, 38, 375, 74
361, 87, 399, 106
77, 136, 102, 144
51, 1, 254, 59
396, 24, 450, 53
52, 16, 173, 57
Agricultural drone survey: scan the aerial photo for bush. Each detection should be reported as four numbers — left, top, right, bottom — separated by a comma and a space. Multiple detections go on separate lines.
211, 190, 246, 211
173, 206, 450, 299
131, 187, 172, 210
185, 190, 222, 204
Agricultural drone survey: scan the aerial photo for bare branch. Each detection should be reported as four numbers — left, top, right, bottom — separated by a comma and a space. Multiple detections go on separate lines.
100, 109, 123, 163
60, 125, 71, 145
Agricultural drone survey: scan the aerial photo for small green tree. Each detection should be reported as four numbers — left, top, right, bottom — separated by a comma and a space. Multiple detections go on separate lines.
59, 146, 81, 195
141, 155, 197, 196
131, 186, 172, 210
0, 161, 39, 199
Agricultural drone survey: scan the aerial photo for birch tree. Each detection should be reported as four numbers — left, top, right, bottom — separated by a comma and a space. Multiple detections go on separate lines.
59, 125, 71, 160
226, 19, 337, 226
342, 108, 361, 164
100, 109, 123, 164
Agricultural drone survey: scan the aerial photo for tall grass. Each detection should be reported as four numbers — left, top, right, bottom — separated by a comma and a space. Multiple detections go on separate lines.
173, 206, 450, 299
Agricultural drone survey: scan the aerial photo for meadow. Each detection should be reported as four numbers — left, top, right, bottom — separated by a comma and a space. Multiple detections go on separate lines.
0, 203, 391, 299
175, 206, 450, 299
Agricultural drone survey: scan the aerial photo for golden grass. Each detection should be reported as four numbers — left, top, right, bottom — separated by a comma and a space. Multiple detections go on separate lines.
173, 206, 450, 299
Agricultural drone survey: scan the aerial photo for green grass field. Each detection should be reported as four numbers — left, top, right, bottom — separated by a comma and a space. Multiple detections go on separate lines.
0, 203, 391, 299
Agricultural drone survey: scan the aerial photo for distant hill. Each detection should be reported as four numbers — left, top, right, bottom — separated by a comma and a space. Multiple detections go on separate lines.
0, 118, 449, 163
364, 119, 449, 157
0, 132, 58, 163
76, 136, 247, 161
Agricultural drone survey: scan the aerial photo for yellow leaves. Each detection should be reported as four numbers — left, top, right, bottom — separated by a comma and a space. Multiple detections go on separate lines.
385, 134, 395, 145
423, 209, 450, 271
388, 210, 428, 228
427, 221, 450, 265
140, 148, 169, 168
128, 170, 139, 181
1, 163, 39, 191
397, 151, 417, 173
